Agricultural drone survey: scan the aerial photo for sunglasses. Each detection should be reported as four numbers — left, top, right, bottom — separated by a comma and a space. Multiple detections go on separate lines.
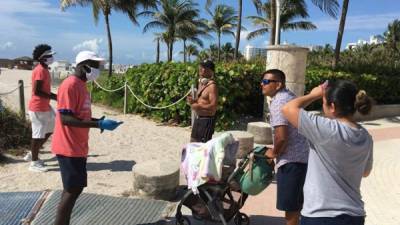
261, 79, 280, 85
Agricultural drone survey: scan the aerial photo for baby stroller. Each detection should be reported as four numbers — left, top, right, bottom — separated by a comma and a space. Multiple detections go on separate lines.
176, 140, 274, 225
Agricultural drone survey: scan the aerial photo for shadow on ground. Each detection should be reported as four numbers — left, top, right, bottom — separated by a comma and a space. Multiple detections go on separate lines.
248, 215, 285, 225
0, 154, 24, 165
387, 117, 400, 123
167, 214, 285, 225
48, 160, 136, 172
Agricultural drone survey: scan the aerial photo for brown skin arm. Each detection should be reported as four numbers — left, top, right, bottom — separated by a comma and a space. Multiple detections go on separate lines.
265, 125, 288, 158
60, 114, 99, 128
190, 84, 218, 114
34, 80, 57, 100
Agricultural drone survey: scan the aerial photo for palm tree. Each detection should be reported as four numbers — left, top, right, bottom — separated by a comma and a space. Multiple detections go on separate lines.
206, 0, 242, 60
221, 42, 235, 61
142, 0, 200, 62
247, 0, 316, 43
155, 37, 161, 63
252, 0, 338, 45
153, 32, 170, 63
176, 20, 209, 63
384, 19, 400, 53
185, 44, 199, 62
206, 4, 238, 62
234, 0, 243, 60
60, 0, 157, 76
153, 34, 162, 63
333, 0, 350, 68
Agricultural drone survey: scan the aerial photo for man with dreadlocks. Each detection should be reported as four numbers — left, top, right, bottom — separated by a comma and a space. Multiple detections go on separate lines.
24, 44, 57, 172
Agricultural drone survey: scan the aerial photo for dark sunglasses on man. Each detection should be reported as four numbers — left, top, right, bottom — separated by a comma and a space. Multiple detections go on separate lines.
261, 79, 280, 85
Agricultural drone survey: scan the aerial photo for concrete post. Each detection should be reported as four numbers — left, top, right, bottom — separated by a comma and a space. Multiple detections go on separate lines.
266, 45, 309, 96
264, 45, 309, 119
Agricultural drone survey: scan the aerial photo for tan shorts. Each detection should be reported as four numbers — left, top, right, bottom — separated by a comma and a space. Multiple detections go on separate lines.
29, 109, 55, 139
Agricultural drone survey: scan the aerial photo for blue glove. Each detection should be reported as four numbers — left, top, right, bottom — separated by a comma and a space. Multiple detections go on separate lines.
98, 119, 123, 132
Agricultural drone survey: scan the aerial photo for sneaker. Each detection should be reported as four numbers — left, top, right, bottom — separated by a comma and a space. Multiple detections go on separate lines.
29, 161, 48, 172
23, 152, 32, 161
24, 153, 45, 165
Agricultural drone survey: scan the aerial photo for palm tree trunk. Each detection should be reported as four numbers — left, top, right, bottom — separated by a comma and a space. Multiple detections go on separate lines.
218, 32, 221, 62
234, 0, 243, 60
333, 0, 350, 68
156, 38, 160, 63
188, 54, 191, 62
169, 41, 174, 62
270, 0, 276, 45
104, 13, 113, 76
183, 40, 187, 63
166, 42, 170, 61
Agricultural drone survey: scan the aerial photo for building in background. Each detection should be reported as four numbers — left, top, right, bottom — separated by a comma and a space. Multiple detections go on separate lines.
244, 45, 268, 61
49, 60, 73, 84
307, 45, 324, 51
346, 35, 385, 50
369, 35, 385, 45
13, 56, 34, 70
0, 58, 14, 69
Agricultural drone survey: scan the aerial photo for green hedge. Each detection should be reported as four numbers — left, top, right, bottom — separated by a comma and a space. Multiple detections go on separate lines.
91, 62, 265, 130
91, 63, 400, 130
306, 67, 400, 105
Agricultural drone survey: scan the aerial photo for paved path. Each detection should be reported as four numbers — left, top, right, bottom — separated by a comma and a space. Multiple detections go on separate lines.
177, 122, 400, 225
237, 123, 400, 225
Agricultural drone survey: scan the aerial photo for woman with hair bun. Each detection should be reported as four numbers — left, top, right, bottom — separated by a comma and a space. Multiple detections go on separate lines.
281, 80, 373, 225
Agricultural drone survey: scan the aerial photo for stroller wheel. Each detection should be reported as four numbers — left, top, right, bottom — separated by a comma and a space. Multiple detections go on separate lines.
176, 216, 191, 225
234, 212, 249, 225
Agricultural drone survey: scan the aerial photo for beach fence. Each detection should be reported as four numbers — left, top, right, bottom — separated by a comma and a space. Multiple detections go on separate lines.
0, 80, 27, 119
91, 80, 196, 124
1, 78, 196, 124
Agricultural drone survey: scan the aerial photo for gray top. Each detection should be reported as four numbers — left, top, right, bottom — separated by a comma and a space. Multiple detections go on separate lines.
298, 109, 373, 217
270, 88, 309, 168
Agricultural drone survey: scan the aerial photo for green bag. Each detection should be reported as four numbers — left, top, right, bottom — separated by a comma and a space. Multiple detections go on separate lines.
237, 146, 274, 195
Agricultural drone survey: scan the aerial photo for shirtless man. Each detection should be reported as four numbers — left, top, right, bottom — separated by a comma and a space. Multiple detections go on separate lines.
187, 59, 218, 143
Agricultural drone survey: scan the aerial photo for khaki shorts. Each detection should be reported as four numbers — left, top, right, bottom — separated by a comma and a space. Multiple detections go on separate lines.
29, 109, 55, 139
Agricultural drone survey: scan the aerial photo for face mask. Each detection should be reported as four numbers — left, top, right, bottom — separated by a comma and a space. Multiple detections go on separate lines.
43, 56, 54, 65
85, 66, 100, 81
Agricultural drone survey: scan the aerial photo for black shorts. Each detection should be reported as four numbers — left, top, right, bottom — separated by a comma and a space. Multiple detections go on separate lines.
56, 155, 87, 190
276, 162, 307, 211
301, 215, 365, 225
190, 116, 216, 143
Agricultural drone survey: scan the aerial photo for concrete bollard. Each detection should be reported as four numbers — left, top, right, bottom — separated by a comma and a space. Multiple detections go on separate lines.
247, 122, 272, 145
132, 160, 180, 201
226, 131, 254, 159
266, 45, 309, 97
263, 45, 309, 118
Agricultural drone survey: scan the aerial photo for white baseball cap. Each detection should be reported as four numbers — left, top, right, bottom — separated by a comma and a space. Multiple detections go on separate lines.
75, 51, 105, 65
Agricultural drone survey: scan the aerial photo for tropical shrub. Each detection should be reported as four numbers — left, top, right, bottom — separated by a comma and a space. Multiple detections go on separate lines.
306, 67, 400, 109
0, 106, 31, 158
91, 62, 400, 130
91, 62, 265, 130
308, 44, 400, 77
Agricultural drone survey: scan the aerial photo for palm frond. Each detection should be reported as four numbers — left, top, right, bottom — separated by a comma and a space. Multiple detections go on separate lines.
247, 28, 269, 40
143, 21, 166, 33
311, 0, 339, 18
282, 21, 317, 31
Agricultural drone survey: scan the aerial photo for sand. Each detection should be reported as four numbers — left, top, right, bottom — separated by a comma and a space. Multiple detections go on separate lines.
0, 68, 191, 196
